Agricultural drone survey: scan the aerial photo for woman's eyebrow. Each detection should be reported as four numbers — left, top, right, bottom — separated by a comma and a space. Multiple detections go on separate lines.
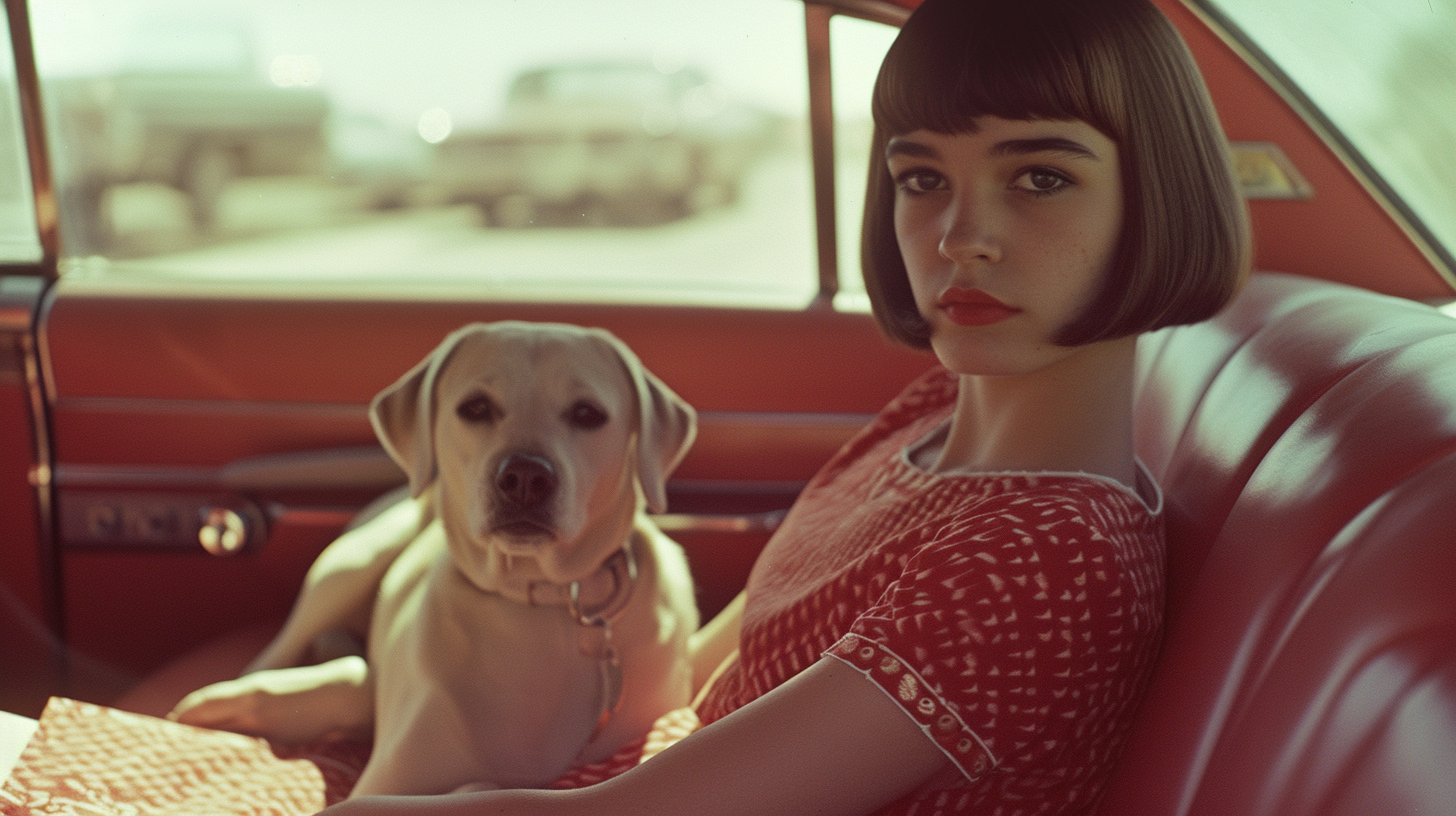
885, 137, 939, 160
991, 137, 1100, 160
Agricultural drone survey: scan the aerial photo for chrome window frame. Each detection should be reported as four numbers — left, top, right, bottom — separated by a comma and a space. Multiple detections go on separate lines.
801, 0, 907, 306
3, 0, 56, 278
2, 0, 62, 641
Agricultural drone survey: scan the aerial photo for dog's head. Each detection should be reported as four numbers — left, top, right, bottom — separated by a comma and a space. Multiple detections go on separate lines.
369, 321, 696, 587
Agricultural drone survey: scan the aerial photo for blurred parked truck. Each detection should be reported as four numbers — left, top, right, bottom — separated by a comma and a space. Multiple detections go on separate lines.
45, 63, 329, 253
429, 61, 780, 228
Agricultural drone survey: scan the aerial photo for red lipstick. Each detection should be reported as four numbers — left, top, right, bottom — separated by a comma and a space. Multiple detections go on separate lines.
937, 287, 1020, 327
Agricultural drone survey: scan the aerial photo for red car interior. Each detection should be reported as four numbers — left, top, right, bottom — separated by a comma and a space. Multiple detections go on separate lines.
2, 0, 1454, 812
104, 271, 1456, 816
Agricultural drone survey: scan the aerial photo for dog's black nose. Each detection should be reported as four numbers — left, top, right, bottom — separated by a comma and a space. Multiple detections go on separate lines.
495, 454, 557, 508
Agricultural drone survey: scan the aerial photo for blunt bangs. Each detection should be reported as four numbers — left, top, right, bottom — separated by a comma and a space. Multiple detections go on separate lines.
871, 1, 1124, 143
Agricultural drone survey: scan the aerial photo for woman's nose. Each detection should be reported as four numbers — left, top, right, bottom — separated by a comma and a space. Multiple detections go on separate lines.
938, 195, 1002, 264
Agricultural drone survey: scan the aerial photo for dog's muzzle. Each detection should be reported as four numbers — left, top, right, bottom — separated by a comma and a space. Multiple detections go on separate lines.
492, 452, 558, 536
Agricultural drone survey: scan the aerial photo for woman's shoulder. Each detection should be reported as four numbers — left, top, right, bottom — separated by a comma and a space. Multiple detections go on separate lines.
894, 466, 1164, 554
991, 464, 1162, 521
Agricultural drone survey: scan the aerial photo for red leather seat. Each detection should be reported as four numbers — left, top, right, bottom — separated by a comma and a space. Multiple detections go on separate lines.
1100, 272, 1456, 814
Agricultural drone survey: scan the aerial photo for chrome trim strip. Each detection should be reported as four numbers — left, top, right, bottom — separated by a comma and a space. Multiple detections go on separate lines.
5, 0, 65, 641
0, 277, 60, 638
51, 395, 369, 420
815, 0, 909, 26
699, 409, 872, 428
800, 1, 908, 306
4, 0, 59, 271
56, 459, 811, 502
55, 454, 399, 492
653, 509, 787, 535
804, 3, 839, 304
54, 463, 229, 489
51, 397, 872, 432
268, 506, 788, 537
268, 505, 358, 528
1180, 0, 1456, 290
221, 446, 404, 490
53, 435, 835, 496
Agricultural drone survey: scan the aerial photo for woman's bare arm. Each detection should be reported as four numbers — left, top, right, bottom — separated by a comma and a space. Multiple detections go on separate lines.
320, 656, 951, 816
686, 591, 744, 696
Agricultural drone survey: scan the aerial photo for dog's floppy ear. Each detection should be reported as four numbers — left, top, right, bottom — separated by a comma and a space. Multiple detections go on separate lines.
370, 324, 484, 497
597, 330, 696, 515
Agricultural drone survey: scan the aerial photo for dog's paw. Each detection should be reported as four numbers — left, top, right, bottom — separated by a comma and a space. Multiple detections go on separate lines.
169, 656, 374, 744
169, 683, 270, 734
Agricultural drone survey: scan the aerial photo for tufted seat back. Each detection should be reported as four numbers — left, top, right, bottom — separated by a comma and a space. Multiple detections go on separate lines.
1099, 272, 1456, 815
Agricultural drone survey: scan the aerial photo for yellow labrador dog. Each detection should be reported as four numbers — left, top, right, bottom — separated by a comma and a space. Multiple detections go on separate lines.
171, 321, 699, 796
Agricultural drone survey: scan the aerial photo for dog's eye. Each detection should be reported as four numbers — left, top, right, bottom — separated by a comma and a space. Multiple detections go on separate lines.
456, 394, 500, 424
566, 401, 609, 430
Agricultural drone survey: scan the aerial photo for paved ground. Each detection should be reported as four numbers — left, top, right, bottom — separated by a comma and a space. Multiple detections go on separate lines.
86, 144, 874, 309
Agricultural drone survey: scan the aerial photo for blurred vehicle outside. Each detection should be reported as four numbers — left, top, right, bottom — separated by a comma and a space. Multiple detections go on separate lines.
327, 111, 431, 212
427, 61, 781, 228
40, 14, 330, 255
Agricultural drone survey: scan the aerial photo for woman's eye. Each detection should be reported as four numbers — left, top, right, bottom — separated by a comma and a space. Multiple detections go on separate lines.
566, 401, 609, 430
894, 169, 946, 194
456, 394, 500, 423
1012, 167, 1073, 195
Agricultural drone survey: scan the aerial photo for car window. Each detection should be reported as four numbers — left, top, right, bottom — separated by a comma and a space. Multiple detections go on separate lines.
27, 0, 845, 308
0, 11, 42, 265
1204, 0, 1456, 267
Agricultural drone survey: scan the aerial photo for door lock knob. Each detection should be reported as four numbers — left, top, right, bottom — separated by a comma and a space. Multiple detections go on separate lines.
199, 507, 248, 556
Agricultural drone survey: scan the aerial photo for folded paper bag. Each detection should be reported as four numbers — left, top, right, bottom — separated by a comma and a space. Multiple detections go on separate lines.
1, 697, 331, 816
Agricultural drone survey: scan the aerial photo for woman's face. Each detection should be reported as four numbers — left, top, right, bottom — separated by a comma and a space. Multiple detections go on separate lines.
889, 117, 1124, 377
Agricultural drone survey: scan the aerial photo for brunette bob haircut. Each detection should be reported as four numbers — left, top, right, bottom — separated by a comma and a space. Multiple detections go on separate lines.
862, 0, 1250, 348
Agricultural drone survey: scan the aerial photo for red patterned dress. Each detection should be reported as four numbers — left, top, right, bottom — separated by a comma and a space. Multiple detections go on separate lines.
557, 367, 1165, 815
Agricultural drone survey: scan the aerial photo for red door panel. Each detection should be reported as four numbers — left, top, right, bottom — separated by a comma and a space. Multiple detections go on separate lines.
41, 284, 934, 683
0, 345, 57, 716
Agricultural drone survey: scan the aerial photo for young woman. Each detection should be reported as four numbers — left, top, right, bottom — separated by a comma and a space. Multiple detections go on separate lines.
323, 0, 1247, 813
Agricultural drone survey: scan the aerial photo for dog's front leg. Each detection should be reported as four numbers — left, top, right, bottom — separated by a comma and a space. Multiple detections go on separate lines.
169, 655, 375, 744
246, 495, 430, 674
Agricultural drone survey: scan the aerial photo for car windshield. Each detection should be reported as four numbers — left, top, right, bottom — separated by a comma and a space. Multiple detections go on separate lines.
1203, 0, 1456, 267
